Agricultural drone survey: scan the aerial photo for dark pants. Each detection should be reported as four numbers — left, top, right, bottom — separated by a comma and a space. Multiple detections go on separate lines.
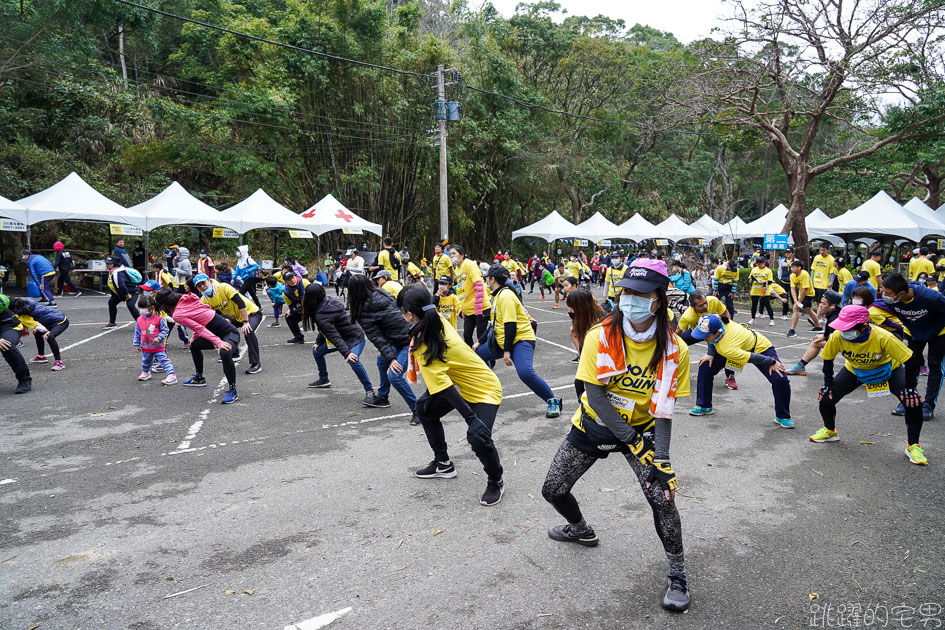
376, 344, 417, 410
190, 330, 240, 387
1, 328, 30, 382
820, 366, 923, 444
108, 292, 140, 324
241, 312, 263, 365
462, 309, 491, 346
417, 391, 502, 483
475, 339, 555, 401
38, 274, 55, 302
286, 312, 303, 340
697, 347, 791, 418
56, 270, 78, 293
905, 334, 945, 407
751, 295, 773, 319
240, 277, 261, 308
778, 280, 791, 315
35, 319, 69, 360
679, 329, 734, 378
717, 284, 735, 315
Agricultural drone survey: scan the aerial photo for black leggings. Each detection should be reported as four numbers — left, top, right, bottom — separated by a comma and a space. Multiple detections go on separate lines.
56, 271, 77, 293
541, 436, 683, 555
35, 320, 69, 360
108, 293, 140, 324
190, 329, 240, 387
462, 309, 491, 346
717, 284, 735, 315
417, 391, 502, 483
906, 334, 945, 407
751, 295, 773, 319
1, 328, 30, 381
820, 366, 923, 444
240, 277, 261, 308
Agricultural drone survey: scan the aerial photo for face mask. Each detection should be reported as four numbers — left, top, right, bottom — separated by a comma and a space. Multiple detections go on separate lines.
851, 298, 863, 306
611, 259, 622, 267
449, 255, 460, 266
619, 294, 655, 323
708, 325, 725, 345
882, 294, 898, 305
201, 284, 215, 298
568, 311, 575, 320
840, 329, 862, 342
200, 254, 207, 259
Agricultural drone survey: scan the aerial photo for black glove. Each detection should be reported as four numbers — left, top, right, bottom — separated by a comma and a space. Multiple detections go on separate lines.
818, 385, 833, 401
644, 459, 678, 496
627, 431, 654, 466
465, 417, 492, 449
902, 387, 922, 407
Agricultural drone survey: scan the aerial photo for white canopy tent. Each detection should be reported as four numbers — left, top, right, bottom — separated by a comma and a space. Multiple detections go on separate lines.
0, 195, 28, 225
742, 203, 789, 238
655, 214, 701, 242
903, 197, 945, 232
220, 189, 313, 234
16, 172, 145, 229
938, 202, 945, 219
690, 214, 725, 240
809, 191, 945, 243
129, 181, 242, 232
512, 210, 578, 242
719, 216, 749, 242
296, 194, 382, 237
617, 213, 660, 242
574, 211, 622, 244
805, 208, 843, 246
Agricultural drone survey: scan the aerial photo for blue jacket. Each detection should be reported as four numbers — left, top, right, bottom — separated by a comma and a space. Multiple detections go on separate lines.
26, 254, 56, 283
890, 282, 945, 342
842, 280, 876, 305
113, 245, 133, 268
267, 282, 286, 305
21, 301, 66, 326
669, 270, 695, 294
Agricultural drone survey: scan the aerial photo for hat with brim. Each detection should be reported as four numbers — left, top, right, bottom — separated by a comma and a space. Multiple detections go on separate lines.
373, 270, 391, 280
615, 258, 669, 293
823, 290, 842, 306
854, 270, 870, 282
829, 305, 870, 331
193, 273, 210, 285
690, 314, 723, 340
438, 275, 452, 284
486, 263, 510, 280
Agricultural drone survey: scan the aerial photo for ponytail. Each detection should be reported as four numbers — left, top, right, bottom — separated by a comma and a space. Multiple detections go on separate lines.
400, 284, 446, 365
153, 287, 182, 314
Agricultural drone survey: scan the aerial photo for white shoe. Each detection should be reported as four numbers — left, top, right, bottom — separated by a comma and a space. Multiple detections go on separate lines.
138, 371, 151, 381
769, 319, 775, 326
748, 318, 756, 325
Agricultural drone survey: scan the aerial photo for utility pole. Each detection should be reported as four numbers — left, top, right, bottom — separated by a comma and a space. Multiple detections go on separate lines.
437, 64, 449, 243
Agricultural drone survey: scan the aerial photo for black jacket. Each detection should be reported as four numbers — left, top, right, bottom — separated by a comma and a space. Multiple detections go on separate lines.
313, 297, 364, 357
0, 309, 22, 334
357, 289, 412, 363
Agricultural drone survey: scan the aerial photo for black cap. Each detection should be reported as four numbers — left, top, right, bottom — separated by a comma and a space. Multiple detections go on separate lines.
283, 270, 297, 280
438, 275, 452, 284
486, 264, 510, 281
785, 247, 794, 253
855, 270, 870, 282
105, 256, 122, 266
823, 290, 842, 306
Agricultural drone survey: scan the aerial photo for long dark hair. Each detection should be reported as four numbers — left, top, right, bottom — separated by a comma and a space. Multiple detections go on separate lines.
567, 289, 603, 341
601, 289, 671, 374
11, 298, 36, 315
301, 282, 327, 332
347, 274, 376, 323
400, 284, 446, 366
153, 288, 182, 314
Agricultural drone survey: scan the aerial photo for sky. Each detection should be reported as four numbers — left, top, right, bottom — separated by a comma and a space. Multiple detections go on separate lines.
484, 0, 737, 43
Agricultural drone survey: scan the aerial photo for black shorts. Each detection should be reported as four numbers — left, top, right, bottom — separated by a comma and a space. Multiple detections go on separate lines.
799, 296, 813, 309
814, 288, 826, 304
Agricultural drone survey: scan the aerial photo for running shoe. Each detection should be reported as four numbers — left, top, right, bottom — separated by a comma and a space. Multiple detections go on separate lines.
308, 378, 331, 388
689, 406, 714, 416
725, 375, 739, 390
786, 330, 797, 338
101, 323, 117, 330
570, 356, 580, 364
538, 295, 545, 300
769, 319, 775, 326
552, 304, 559, 309
71, 291, 82, 297
47, 302, 57, 307
919, 365, 929, 376
809, 327, 824, 333
415, 460, 457, 479
922, 401, 934, 421
748, 318, 756, 325
809, 427, 839, 443
268, 321, 281, 327
50, 360, 64, 371
286, 336, 305, 344
663, 575, 691, 612
151, 364, 164, 372
364, 394, 391, 408
161, 374, 178, 386
891, 401, 905, 416
29, 354, 48, 364
774, 417, 795, 429
182, 343, 190, 350
547, 523, 599, 547
245, 363, 262, 374
409, 412, 421, 426
781, 315, 788, 320
480, 480, 505, 506
785, 361, 807, 376
905, 443, 928, 465
15, 378, 31, 394
138, 371, 151, 381
182, 374, 207, 387
221, 386, 238, 404
546, 397, 562, 419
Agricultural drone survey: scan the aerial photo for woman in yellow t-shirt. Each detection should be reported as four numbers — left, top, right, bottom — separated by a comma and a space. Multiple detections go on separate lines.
539, 258, 692, 612
401, 285, 506, 506
449, 245, 492, 346
748, 256, 775, 324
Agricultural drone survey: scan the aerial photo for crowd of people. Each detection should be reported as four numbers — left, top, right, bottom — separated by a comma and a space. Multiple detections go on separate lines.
3, 235, 942, 612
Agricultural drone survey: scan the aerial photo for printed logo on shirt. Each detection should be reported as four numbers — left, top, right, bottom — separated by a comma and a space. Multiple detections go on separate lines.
611, 363, 656, 398
841, 349, 884, 362
894, 308, 929, 320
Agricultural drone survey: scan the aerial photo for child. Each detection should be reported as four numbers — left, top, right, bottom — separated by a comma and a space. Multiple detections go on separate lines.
134, 294, 177, 385
151, 262, 175, 289
434, 275, 460, 328
264, 276, 285, 328
215, 262, 235, 287
12, 298, 70, 371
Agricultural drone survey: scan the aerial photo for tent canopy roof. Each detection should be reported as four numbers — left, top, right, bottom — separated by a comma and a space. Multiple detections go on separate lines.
655, 214, 701, 241
221, 189, 312, 234
742, 203, 789, 238
0, 195, 28, 224
903, 197, 945, 230
296, 194, 382, 237
617, 213, 660, 242
512, 210, 578, 242
17, 172, 144, 228
129, 182, 241, 232
690, 214, 724, 238
810, 191, 945, 242
574, 211, 622, 244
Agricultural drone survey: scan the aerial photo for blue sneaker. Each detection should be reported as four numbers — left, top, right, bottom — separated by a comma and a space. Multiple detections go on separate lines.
546, 397, 563, 419
689, 406, 713, 416
775, 417, 795, 429
182, 374, 207, 387
221, 386, 238, 404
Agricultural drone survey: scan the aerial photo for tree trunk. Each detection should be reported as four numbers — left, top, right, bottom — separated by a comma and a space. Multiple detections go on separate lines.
782, 165, 811, 265
118, 23, 128, 90
924, 165, 942, 209
556, 165, 582, 223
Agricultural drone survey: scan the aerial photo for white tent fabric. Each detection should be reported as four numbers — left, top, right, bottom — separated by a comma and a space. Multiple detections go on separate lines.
690, 214, 725, 239
512, 210, 578, 242
719, 216, 749, 242
809, 191, 945, 242
805, 208, 843, 246
296, 194, 382, 237
220, 189, 313, 234
903, 197, 945, 231
617, 213, 660, 241
655, 214, 701, 241
574, 211, 622, 244
16, 172, 145, 228
742, 203, 789, 238
0, 195, 28, 224
130, 181, 242, 232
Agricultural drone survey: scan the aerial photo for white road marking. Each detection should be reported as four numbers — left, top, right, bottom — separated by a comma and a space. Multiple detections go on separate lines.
59, 322, 134, 352
0, 478, 17, 485
535, 336, 578, 353
285, 607, 352, 630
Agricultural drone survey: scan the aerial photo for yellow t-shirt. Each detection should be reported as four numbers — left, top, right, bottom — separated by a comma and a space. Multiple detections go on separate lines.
678, 296, 726, 332
414, 323, 502, 405
381, 280, 403, 299
861, 259, 882, 289
606, 266, 626, 298
909, 257, 935, 281
867, 305, 908, 336
432, 254, 452, 280
376, 250, 400, 282
820, 325, 912, 371
492, 289, 536, 347
454, 258, 491, 316
715, 266, 738, 286
713, 321, 772, 370
749, 267, 773, 296
811, 254, 835, 289
566, 261, 582, 279
937, 258, 945, 283
790, 270, 813, 296
766, 282, 787, 297
406, 262, 422, 279
570, 326, 690, 432
436, 293, 459, 328
157, 270, 176, 288
201, 280, 259, 323
837, 266, 853, 287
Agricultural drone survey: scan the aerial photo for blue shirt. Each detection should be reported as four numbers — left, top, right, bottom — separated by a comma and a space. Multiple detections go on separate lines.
842, 280, 876, 305
889, 282, 945, 341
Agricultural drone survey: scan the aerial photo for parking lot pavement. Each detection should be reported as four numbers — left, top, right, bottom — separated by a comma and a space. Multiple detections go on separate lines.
1, 291, 941, 629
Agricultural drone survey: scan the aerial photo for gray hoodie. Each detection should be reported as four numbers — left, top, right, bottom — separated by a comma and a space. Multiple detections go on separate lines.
175, 247, 193, 282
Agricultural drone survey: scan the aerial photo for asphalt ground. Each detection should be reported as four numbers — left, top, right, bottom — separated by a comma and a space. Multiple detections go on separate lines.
0, 286, 941, 630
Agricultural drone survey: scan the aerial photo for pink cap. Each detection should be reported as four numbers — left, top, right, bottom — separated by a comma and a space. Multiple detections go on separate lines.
829, 305, 870, 331
53, 241, 64, 251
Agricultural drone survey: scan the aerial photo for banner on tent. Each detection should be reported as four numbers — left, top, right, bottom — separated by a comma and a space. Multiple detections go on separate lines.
342, 228, 363, 235
655, 239, 669, 246
213, 227, 240, 239
109, 223, 143, 236
0, 218, 27, 232
763, 233, 789, 250
938, 238, 945, 250
598, 240, 612, 247
289, 230, 314, 239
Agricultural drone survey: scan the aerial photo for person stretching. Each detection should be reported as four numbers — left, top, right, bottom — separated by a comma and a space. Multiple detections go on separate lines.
0, 294, 32, 393
194, 273, 263, 375
11, 298, 69, 371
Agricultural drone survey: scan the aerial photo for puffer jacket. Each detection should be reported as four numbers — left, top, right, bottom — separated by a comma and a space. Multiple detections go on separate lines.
175, 247, 193, 282
312, 297, 364, 356
356, 289, 412, 363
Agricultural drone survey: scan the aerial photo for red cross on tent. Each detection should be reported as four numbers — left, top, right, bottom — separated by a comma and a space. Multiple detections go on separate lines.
335, 208, 354, 222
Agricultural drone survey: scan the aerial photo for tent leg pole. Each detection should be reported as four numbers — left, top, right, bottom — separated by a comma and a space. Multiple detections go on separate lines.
144, 232, 150, 269
26, 227, 31, 251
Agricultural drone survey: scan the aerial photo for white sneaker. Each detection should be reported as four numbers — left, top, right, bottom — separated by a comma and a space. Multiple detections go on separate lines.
769, 319, 775, 326
161, 374, 177, 385
748, 318, 756, 325
138, 371, 151, 381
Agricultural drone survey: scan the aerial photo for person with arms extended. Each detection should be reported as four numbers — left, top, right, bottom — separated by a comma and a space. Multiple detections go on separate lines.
784, 290, 842, 375
235, 245, 261, 308
194, 273, 263, 375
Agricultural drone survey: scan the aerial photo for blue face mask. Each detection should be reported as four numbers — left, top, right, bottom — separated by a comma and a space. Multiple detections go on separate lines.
841, 327, 870, 343
708, 324, 725, 344
619, 294, 655, 323
201, 284, 215, 298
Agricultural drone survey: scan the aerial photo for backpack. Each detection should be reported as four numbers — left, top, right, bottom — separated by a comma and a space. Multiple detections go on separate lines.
126, 267, 143, 284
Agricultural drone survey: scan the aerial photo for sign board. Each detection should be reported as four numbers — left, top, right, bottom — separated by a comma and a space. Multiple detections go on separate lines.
0, 218, 27, 232
342, 228, 363, 235
212, 227, 240, 239
109, 223, 143, 236
938, 238, 945, 250
288, 230, 314, 239
598, 240, 612, 247
696, 238, 705, 246
763, 233, 789, 250
576, 239, 589, 247
655, 239, 669, 246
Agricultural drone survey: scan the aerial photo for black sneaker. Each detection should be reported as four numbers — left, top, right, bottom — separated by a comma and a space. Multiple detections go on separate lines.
409, 411, 421, 426
245, 363, 262, 374
308, 378, 331, 388
15, 378, 31, 394
548, 523, 599, 547
570, 356, 580, 364
47, 302, 57, 307
182, 374, 207, 387
363, 394, 390, 408
662, 575, 691, 612
101, 323, 117, 330
786, 330, 797, 338
415, 460, 457, 479
809, 327, 824, 333
480, 480, 505, 506
286, 336, 305, 344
